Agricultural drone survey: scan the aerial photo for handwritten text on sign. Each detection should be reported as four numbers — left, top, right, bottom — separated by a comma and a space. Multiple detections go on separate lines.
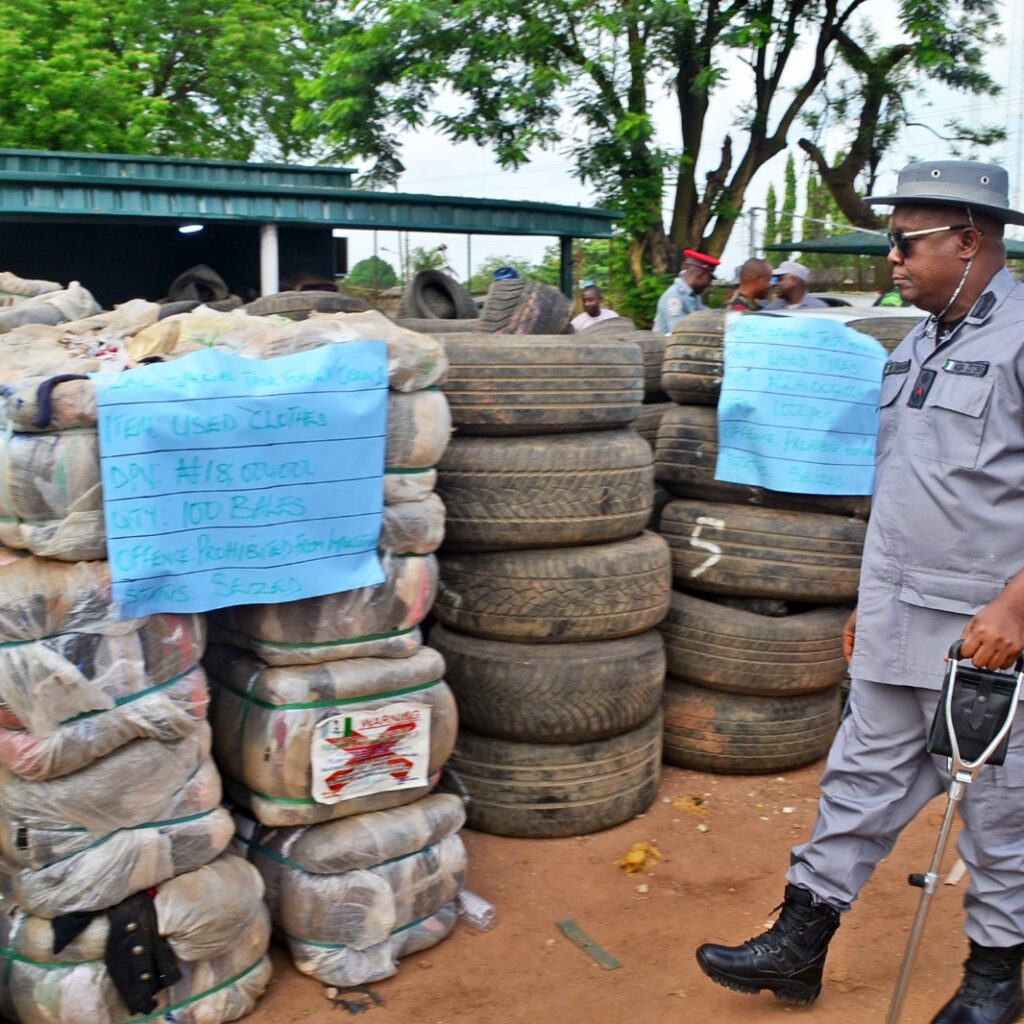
715, 313, 888, 496
91, 342, 388, 618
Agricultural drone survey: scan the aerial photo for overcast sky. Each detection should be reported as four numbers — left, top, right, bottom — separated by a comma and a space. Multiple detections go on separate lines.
339, 2, 1024, 288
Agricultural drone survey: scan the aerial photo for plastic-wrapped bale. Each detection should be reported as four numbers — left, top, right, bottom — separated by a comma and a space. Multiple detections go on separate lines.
205, 644, 457, 827
0, 378, 450, 561
380, 493, 444, 554
0, 724, 233, 918
210, 553, 438, 665
0, 854, 272, 1024
237, 793, 465, 986
126, 310, 449, 393
0, 557, 207, 779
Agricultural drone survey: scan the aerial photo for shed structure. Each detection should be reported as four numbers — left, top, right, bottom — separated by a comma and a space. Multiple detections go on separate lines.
0, 149, 619, 308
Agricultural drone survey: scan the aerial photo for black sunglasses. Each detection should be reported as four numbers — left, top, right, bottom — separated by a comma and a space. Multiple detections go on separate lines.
886, 224, 972, 258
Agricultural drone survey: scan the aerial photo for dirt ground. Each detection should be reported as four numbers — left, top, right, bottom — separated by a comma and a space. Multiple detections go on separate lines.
246, 759, 969, 1024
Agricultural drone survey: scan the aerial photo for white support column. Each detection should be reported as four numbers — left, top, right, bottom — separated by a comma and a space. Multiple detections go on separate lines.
259, 224, 279, 297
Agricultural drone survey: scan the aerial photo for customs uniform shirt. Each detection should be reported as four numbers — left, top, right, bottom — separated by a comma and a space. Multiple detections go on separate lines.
654, 277, 706, 334
850, 267, 1024, 689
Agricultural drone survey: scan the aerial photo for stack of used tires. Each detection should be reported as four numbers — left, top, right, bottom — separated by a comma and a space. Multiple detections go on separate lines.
0, 377, 272, 1023
653, 310, 887, 775
432, 334, 672, 838
189, 309, 469, 987
397, 274, 572, 336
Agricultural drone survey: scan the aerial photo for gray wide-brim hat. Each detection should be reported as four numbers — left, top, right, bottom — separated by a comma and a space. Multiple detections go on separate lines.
865, 160, 1024, 226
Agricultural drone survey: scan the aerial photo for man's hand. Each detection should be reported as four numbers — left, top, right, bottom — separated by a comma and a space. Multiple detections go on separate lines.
842, 607, 857, 664
961, 596, 1024, 670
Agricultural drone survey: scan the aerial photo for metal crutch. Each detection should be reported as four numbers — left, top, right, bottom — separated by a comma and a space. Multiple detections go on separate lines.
886, 641, 1024, 1024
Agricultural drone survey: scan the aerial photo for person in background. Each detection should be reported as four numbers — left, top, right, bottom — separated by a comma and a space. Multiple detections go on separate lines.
571, 284, 619, 332
728, 258, 774, 311
695, 159, 1024, 1024
765, 260, 828, 309
654, 249, 720, 334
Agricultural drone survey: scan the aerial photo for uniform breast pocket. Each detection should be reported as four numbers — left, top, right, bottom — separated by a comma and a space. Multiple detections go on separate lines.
912, 373, 994, 469
876, 371, 907, 458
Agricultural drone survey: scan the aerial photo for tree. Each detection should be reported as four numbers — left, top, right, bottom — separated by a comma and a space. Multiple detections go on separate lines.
0, 0, 325, 159
409, 245, 455, 275
346, 255, 399, 289
779, 154, 797, 245
304, 0, 1000, 284
798, 8, 1004, 229
764, 184, 779, 247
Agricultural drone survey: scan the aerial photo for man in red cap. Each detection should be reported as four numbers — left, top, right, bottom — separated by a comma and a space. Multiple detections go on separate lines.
654, 249, 720, 334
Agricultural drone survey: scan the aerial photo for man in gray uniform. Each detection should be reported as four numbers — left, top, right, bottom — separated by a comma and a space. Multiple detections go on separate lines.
695, 160, 1024, 1024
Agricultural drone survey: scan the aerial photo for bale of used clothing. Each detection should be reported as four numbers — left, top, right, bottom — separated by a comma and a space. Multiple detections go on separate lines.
0, 427, 103, 561
237, 793, 465, 985
0, 854, 271, 1024
205, 644, 456, 827
126, 311, 448, 394
210, 553, 438, 665
0, 664, 209, 781
0, 376, 450, 561
0, 725, 233, 917
0, 272, 63, 300
0, 282, 100, 335
0, 557, 205, 739
380, 493, 444, 554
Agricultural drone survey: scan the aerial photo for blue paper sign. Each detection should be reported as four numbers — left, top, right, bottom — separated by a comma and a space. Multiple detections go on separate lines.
715, 313, 888, 495
91, 342, 388, 618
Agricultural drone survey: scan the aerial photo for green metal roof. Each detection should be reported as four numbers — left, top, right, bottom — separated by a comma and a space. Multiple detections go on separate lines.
767, 229, 1024, 259
0, 148, 619, 238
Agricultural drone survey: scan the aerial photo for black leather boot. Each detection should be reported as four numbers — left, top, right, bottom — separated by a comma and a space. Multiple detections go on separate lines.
931, 940, 1024, 1024
695, 883, 841, 1005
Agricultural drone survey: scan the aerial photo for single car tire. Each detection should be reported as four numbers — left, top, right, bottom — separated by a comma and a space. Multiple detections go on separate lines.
430, 624, 666, 743
661, 310, 727, 404
437, 429, 654, 550
445, 711, 663, 837
654, 404, 870, 518
662, 678, 839, 774
440, 335, 643, 435
659, 499, 865, 603
435, 531, 672, 642
243, 290, 371, 319
573, 326, 666, 396
480, 279, 571, 334
399, 270, 478, 320
659, 590, 850, 696
394, 317, 482, 333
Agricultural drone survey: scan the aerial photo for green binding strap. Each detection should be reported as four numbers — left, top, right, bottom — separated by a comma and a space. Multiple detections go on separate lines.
227, 676, 442, 712
236, 829, 437, 874
127, 958, 267, 1022
213, 622, 416, 651
384, 466, 435, 475
282, 909, 447, 950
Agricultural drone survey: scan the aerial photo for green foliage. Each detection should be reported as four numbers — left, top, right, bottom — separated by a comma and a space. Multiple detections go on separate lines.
409, 245, 455, 275
780, 155, 797, 245
346, 256, 398, 289
764, 185, 779, 247
0, 0, 327, 158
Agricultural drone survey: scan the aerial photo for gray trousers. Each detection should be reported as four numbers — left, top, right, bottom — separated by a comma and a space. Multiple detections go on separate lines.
787, 678, 1024, 947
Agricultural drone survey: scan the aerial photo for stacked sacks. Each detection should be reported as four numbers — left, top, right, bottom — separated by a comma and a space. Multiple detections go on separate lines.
0, 558, 263, 1022
654, 310, 873, 774
178, 310, 464, 984
234, 794, 466, 986
432, 335, 671, 838
0, 854, 271, 1024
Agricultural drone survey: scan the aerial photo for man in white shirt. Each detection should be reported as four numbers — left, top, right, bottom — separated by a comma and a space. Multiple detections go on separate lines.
571, 285, 620, 332
765, 260, 828, 309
